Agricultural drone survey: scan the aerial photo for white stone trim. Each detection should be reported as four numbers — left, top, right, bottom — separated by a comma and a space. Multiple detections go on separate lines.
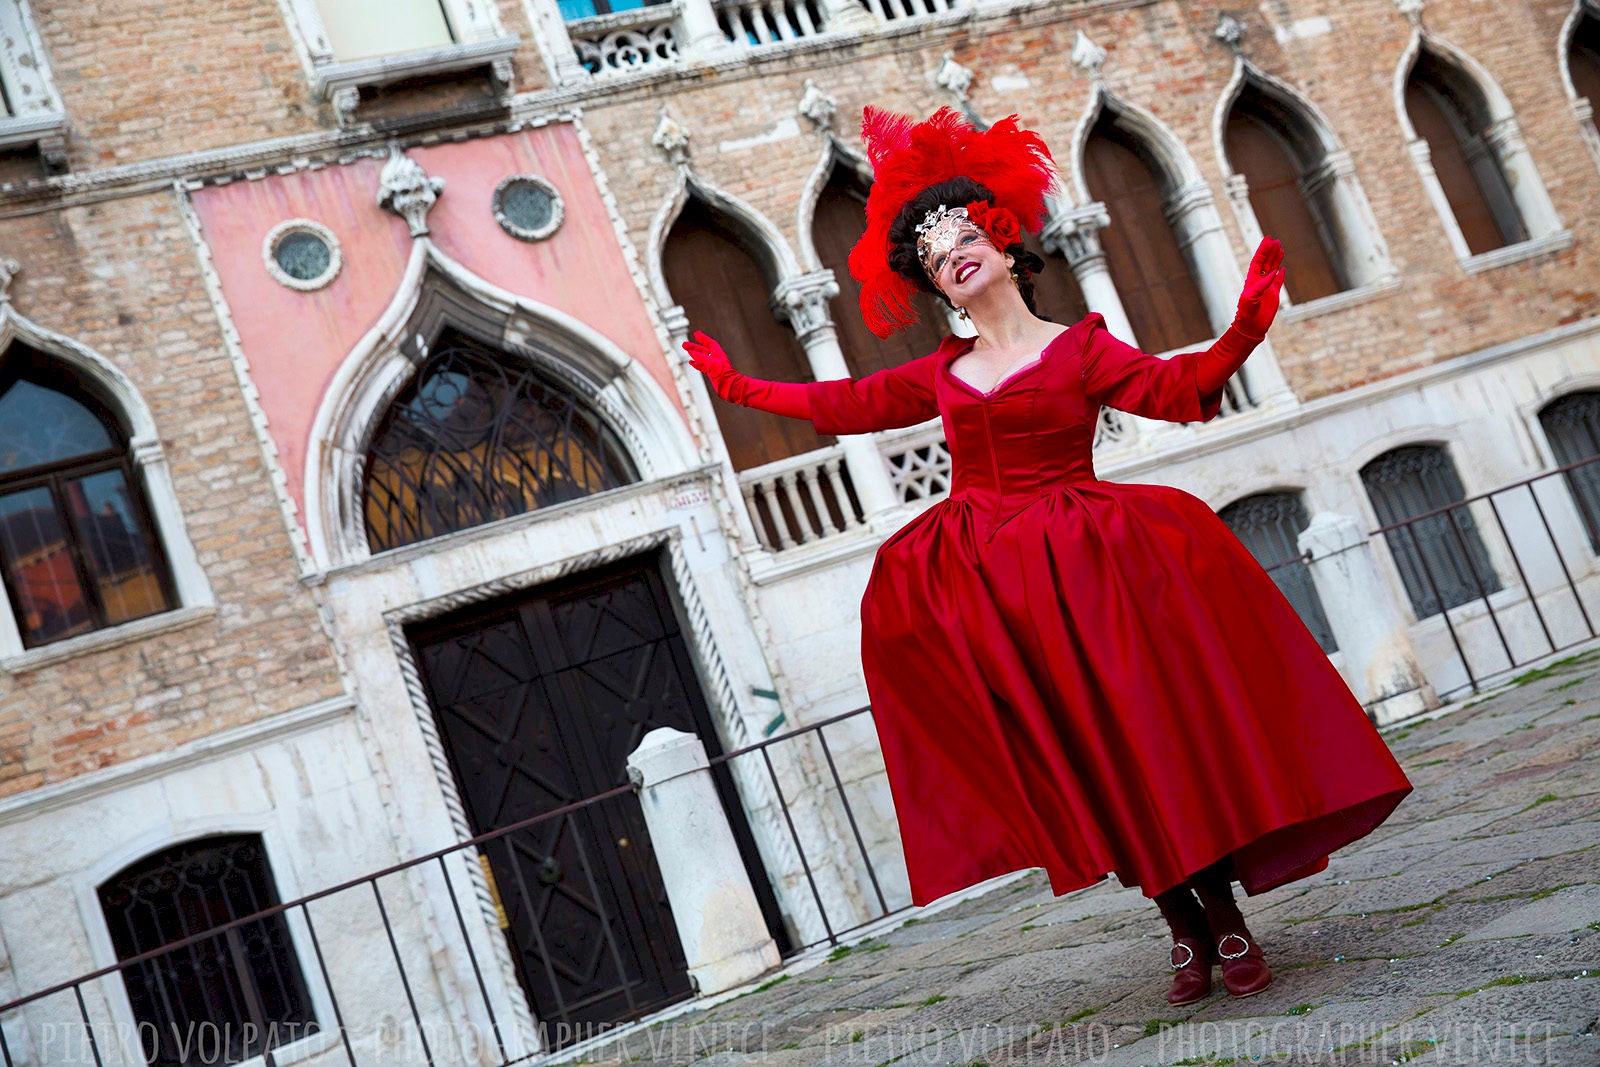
0, 604, 216, 674
1394, 29, 1566, 266
795, 134, 872, 274
1459, 229, 1575, 275
1279, 274, 1403, 324
491, 173, 565, 241
302, 240, 701, 568
0, 1, 67, 167
1559, 2, 1600, 179
261, 217, 344, 291
0, 303, 216, 663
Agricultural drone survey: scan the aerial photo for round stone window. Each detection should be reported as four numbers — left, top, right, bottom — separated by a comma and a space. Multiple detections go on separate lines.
262, 219, 342, 291
492, 175, 564, 242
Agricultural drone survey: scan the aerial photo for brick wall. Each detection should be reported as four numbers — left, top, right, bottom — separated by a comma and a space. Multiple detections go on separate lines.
0, 191, 345, 798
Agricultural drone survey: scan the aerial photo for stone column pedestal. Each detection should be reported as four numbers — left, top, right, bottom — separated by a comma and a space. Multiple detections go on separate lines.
626, 728, 781, 995
1299, 512, 1440, 725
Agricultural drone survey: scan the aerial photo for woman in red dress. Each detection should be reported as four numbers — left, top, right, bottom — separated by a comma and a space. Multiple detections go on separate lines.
684, 108, 1413, 1005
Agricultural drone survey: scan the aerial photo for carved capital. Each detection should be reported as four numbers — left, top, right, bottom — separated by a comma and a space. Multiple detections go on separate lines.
797, 79, 837, 132
1071, 31, 1106, 80
653, 109, 692, 166
377, 145, 446, 238
771, 270, 839, 341
331, 86, 361, 125
1039, 202, 1110, 270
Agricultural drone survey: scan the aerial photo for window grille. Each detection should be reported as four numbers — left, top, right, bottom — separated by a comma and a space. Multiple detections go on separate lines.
1539, 391, 1600, 552
1361, 445, 1501, 618
1218, 492, 1337, 652
97, 836, 318, 1067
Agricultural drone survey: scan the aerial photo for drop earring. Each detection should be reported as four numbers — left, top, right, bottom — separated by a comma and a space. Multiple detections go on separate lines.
957, 306, 970, 322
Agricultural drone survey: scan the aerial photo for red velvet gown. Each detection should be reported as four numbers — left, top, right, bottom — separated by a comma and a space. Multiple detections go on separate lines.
803, 313, 1413, 907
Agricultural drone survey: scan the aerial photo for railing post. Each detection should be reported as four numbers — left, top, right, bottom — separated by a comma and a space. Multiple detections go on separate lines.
1299, 512, 1440, 725
524, 0, 593, 83
675, 0, 736, 58
773, 270, 901, 517
626, 728, 782, 995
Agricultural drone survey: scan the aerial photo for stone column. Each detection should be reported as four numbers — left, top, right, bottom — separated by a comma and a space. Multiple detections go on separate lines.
1299, 512, 1440, 726
625, 728, 782, 995
522, 0, 592, 84
675, 0, 735, 59
816, 0, 876, 31
773, 270, 901, 517
1041, 202, 1148, 444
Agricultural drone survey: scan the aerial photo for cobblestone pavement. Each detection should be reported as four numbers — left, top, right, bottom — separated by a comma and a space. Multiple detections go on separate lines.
561, 652, 1600, 1067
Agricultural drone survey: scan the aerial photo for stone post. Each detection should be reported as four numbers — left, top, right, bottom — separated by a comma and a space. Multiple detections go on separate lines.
625, 728, 782, 995
773, 270, 901, 517
675, 0, 735, 59
1299, 512, 1440, 725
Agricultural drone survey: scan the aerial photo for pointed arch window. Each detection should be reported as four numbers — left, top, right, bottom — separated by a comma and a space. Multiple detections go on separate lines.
98, 835, 318, 1067
1218, 491, 1335, 652
1404, 49, 1527, 256
0, 348, 176, 648
363, 328, 639, 553
1539, 391, 1600, 552
1083, 121, 1214, 354
1567, 4, 1600, 173
809, 165, 947, 380
662, 196, 832, 472
1222, 79, 1391, 304
1361, 445, 1500, 619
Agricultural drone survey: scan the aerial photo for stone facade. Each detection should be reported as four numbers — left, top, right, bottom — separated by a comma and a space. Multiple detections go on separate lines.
0, 0, 1597, 1055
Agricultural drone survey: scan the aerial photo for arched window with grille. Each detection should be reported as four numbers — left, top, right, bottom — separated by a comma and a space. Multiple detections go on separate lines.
1403, 48, 1529, 256
363, 328, 640, 553
663, 197, 832, 472
1083, 120, 1214, 354
1361, 445, 1501, 619
98, 835, 318, 1067
1539, 391, 1600, 551
809, 165, 948, 379
1223, 78, 1389, 302
0, 347, 176, 648
1218, 491, 1336, 652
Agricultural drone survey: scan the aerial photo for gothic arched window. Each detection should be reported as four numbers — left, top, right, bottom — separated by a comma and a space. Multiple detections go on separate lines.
1404, 49, 1528, 256
662, 197, 831, 471
1361, 444, 1500, 619
0, 348, 175, 648
1569, 8, 1600, 127
1218, 491, 1336, 652
810, 166, 948, 380
1539, 390, 1600, 551
98, 835, 317, 1067
1083, 122, 1213, 354
363, 329, 639, 553
1224, 88, 1350, 302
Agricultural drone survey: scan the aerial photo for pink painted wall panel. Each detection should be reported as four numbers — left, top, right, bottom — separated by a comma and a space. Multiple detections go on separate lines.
188, 123, 682, 532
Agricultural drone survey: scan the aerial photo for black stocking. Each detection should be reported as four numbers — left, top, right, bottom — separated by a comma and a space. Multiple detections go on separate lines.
1188, 856, 1247, 936
1153, 882, 1209, 943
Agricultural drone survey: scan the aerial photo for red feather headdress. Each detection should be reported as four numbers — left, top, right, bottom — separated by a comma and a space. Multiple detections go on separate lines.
847, 106, 1058, 338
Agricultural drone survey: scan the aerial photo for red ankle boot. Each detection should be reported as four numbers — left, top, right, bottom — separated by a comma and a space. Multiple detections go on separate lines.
1166, 937, 1215, 1005
1214, 930, 1272, 997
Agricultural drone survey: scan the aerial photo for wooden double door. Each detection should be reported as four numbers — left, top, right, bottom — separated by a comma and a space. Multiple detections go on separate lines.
410, 555, 787, 1041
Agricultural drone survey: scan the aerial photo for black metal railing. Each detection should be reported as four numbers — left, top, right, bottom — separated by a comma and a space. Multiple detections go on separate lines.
0, 706, 903, 1067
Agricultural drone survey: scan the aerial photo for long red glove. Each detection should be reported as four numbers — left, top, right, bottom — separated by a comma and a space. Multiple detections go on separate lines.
682, 331, 813, 420
1194, 236, 1286, 395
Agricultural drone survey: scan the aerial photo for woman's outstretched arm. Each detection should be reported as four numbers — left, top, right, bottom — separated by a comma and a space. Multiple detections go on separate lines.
1081, 236, 1286, 422
683, 330, 942, 435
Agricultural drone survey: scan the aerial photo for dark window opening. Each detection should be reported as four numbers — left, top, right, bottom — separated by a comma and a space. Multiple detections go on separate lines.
1219, 491, 1337, 652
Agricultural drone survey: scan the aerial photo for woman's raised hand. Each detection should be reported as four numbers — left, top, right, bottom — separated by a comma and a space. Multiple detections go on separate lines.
682, 330, 748, 405
681, 330, 815, 419
1234, 236, 1286, 337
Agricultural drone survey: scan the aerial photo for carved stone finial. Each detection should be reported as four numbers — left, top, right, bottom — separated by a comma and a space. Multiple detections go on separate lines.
1395, 0, 1424, 24
377, 145, 446, 238
1072, 31, 1107, 80
330, 86, 361, 125
0, 255, 19, 304
653, 109, 691, 167
1214, 12, 1245, 52
935, 53, 974, 103
797, 80, 837, 132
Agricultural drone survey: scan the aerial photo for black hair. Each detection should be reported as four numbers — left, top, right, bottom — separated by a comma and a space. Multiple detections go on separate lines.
886, 176, 1048, 317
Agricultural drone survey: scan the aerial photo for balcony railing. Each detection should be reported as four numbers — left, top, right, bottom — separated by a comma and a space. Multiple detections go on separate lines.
738, 444, 865, 551
716, 0, 825, 47
568, 4, 681, 76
